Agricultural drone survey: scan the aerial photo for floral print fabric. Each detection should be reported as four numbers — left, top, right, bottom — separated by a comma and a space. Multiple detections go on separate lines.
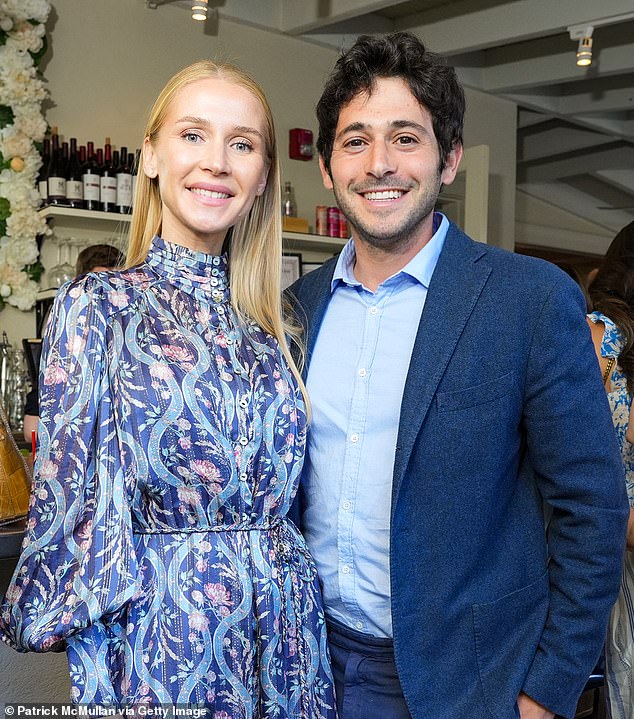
0, 236, 336, 718
588, 311, 634, 719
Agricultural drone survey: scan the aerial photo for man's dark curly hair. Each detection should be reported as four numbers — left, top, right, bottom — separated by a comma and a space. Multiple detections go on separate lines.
316, 31, 465, 175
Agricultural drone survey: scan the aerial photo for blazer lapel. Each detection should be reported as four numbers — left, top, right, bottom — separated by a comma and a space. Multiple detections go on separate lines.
392, 226, 491, 503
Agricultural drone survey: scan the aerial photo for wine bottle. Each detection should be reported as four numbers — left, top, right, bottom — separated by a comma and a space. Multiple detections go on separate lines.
37, 138, 50, 206
100, 138, 117, 213
66, 137, 84, 209
116, 145, 132, 214
46, 130, 66, 206
82, 141, 101, 211
282, 181, 297, 217
130, 149, 140, 210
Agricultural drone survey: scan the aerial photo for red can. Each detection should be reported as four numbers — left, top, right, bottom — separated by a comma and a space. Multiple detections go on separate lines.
338, 211, 349, 238
316, 205, 328, 236
327, 207, 340, 237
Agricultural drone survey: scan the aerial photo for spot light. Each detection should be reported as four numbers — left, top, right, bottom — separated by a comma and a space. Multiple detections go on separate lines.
576, 35, 593, 66
191, 0, 208, 21
568, 25, 594, 68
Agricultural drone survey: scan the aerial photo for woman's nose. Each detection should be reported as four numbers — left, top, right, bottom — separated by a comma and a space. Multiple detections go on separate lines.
201, 141, 230, 175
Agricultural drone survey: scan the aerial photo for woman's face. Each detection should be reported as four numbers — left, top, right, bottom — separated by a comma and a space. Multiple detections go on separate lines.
143, 77, 270, 254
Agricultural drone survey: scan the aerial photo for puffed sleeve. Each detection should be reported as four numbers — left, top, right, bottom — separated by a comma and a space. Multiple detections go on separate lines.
0, 275, 139, 652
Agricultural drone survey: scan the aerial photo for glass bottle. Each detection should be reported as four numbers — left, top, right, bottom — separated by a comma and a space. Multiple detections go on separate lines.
282, 181, 297, 217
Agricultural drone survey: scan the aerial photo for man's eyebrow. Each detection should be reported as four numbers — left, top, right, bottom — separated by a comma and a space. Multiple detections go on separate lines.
335, 119, 431, 140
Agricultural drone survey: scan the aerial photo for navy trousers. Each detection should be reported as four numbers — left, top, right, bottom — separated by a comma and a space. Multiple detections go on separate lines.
327, 618, 412, 719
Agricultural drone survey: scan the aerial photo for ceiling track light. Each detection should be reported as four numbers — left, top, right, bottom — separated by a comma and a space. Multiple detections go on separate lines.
191, 0, 208, 22
576, 36, 593, 67
568, 24, 594, 67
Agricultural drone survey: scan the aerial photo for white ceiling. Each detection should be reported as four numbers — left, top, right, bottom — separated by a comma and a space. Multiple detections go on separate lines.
149, 0, 634, 235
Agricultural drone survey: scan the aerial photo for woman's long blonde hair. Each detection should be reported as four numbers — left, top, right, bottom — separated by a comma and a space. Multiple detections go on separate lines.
127, 60, 307, 406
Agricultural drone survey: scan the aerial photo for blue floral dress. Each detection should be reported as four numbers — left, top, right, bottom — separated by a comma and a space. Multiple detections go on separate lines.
0, 237, 336, 717
588, 311, 634, 719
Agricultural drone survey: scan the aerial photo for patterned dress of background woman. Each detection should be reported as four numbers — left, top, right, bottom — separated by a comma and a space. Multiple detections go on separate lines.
588, 311, 634, 719
0, 236, 336, 718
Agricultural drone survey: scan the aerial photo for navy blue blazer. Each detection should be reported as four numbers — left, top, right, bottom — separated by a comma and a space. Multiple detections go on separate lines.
288, 223, 628, 719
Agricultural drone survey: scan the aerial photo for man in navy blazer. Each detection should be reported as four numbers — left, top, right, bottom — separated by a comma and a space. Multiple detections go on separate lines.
288, 32, 628, 719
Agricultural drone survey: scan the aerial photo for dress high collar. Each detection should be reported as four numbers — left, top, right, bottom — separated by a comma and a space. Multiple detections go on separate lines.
145, 236, 229, 303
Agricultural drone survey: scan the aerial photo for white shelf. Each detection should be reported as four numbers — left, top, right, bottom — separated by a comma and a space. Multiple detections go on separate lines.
38, 207, 344, 256
38, 206, 132, 237
39, 206, 132, 223
282, 231, 346, 253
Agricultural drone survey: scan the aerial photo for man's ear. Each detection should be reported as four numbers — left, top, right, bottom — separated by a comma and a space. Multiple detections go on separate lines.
143, 137, 158, 179
440, 143, 463, 187
319, 155, 334, 191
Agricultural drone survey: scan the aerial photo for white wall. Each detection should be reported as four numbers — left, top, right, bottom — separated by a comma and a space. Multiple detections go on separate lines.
515, 189, 614, 255
461, 87, 517, 251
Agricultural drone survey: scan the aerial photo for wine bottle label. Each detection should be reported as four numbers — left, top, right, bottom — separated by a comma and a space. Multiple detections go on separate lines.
48, 176, 66, 198
116, 174, 132, 206
100, 176, 117, 203
83, 173, 100, 202
66, 180, 83, 201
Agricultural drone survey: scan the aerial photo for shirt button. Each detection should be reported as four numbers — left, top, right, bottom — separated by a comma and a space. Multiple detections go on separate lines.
211, 278, 219, 286
369, 307, 378, 315
342, 500, 351, 510
358, 368, 367, 377
350, 433, 359, 443
342, 565, 351, 574
355, 622, 364, 630
239, 436, 248, 446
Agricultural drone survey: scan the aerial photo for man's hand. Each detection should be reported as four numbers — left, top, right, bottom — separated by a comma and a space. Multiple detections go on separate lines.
517, 692, 555, 719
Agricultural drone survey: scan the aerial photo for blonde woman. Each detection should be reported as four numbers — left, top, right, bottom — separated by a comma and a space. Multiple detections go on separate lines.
0, 61, 336, 716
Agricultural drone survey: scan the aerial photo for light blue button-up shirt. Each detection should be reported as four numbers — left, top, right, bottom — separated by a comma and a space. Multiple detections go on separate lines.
302, 213, 449, 637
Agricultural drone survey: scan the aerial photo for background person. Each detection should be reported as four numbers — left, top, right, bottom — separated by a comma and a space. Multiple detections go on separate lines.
289, 31, 627, 719
75, 243, 125, 275
2, 60, 336, 714
586, 220, 634, 719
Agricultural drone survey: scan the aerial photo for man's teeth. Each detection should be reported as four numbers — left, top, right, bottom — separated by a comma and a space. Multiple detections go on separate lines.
364, 190, 403, 201
190, 188, 230, 199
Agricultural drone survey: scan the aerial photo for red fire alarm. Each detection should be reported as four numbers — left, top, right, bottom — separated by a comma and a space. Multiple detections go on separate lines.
289, 128, 313, 161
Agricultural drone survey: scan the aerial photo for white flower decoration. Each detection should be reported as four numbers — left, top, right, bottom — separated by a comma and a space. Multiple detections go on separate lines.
0, 0, 51, 312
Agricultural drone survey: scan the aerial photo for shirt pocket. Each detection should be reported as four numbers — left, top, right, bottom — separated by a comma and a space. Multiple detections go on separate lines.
436, 370, 517, 412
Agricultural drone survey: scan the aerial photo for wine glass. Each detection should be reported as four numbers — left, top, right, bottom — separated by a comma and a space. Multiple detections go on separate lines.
47, 235, 75, 288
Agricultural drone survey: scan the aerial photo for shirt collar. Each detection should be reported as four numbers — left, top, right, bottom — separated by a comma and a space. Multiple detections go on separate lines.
331, 212, 450, 292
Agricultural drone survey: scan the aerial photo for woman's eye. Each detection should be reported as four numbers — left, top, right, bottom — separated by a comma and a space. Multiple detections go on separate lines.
183, 132, 201, 143
232, 140, 253, 153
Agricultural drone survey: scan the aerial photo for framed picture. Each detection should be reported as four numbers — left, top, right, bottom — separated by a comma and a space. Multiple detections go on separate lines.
281, 253, 302, 290
301, 262, 323, 276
